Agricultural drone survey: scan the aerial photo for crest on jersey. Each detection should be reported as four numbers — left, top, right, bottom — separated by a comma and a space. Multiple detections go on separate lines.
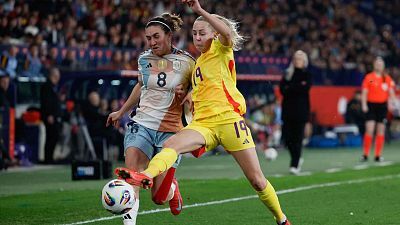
173, 61, 181, 71
158, 59, 167, 70
381, 83, 388, 91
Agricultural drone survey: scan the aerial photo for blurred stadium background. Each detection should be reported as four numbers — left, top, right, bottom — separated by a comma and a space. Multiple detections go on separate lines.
0, 0, 400, 224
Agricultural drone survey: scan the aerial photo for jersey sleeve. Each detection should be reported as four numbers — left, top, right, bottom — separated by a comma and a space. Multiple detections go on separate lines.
137, 71, 143, 84
137, 52, 152, 87
361, 74, 370, 90
213, 38, 232, 54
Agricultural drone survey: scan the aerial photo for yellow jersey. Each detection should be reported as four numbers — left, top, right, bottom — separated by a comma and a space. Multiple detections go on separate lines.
191, 38, 246, 122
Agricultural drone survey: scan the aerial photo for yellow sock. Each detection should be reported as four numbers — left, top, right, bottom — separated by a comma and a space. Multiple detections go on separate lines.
257, 180, 286, 223
143, 148, 178, 178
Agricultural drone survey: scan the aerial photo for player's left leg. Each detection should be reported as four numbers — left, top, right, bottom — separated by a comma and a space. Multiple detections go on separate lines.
122, 147, 149, 225
152, 168, 175, 205
374, 103, 388, 162
374, 122, 385, 161
230, 148, 290, 225
219, 116, 289, 224
288, 121, 306, 174
151, 167, 183, 215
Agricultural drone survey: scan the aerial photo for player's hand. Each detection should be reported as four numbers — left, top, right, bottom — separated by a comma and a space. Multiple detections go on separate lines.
182, 0, 202, 13
181, 90, 193, 113
106, 111, 121, 127
175, 84, 187, 100
362, 104, 368, 113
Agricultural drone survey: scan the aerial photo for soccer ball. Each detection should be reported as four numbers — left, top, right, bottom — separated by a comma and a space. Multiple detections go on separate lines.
264, 148, 278, 161
101, 179, 136, 215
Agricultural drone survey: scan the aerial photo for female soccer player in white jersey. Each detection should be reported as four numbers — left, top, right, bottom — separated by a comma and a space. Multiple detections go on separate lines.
106, 13, 195, 225
115, 1, 291, 224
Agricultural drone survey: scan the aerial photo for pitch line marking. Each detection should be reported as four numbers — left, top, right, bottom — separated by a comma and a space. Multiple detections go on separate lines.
353, 164, 369, 170
297, 171, 312, 176
376, 161, 394, 167
325, 168, 343, 173
59, 174, 400, 225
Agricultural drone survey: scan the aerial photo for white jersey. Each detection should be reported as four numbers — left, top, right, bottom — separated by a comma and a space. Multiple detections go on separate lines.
132, 48, 195, 132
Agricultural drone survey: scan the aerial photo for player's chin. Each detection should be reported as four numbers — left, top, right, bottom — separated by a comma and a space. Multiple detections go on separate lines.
194, 45, 203, 52
152, 48, 162, 56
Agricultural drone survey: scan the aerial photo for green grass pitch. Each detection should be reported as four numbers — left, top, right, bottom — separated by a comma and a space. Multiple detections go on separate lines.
1, 142, 400, 225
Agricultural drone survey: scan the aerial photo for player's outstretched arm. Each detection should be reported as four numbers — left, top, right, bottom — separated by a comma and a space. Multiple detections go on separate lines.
182, 0, 232, 46
106, 82, 142, 127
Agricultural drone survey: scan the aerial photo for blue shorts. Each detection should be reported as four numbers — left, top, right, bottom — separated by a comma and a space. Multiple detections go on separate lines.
124, 121, 181, 168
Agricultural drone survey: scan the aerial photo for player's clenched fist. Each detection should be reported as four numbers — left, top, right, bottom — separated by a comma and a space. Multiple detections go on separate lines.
182, 0, 202, 13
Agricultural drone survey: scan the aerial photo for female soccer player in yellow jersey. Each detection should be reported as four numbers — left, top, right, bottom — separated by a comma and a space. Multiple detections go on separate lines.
116, 0, 291, 224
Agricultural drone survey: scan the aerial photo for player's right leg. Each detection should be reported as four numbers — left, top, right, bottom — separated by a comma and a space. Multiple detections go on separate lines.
122, 147, 149, 225
230, 148, 290, 225
119, 122, 154, 225
362, 120, 376, 161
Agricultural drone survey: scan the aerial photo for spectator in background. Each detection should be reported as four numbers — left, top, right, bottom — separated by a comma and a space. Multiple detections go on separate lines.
110, 99, 125, 151
248, 103, 273, 151
0, 45, 18, 79
345, 90, 365, 135
270, 99, 283, 148
0, 74, 12, 170
61, 49, 81, 70
40, 67, 61, 164
0, 74, 12, 108
81, 90, 108, 158
361, 57, 397, 162
106, 98, 124, 161
99, 98, 109, 116
82, 91, 105, 135
280, 50, 312, 175
22, 44, 43, 78
121, 51, 131, 69
42, 47, 59, 70
97, 50, 123, 70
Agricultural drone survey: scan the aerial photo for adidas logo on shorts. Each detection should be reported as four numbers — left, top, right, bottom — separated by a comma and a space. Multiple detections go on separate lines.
242, 139, 250, 144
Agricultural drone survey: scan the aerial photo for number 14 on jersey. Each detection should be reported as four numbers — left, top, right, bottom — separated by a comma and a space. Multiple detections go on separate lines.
193, 67, 203, 86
